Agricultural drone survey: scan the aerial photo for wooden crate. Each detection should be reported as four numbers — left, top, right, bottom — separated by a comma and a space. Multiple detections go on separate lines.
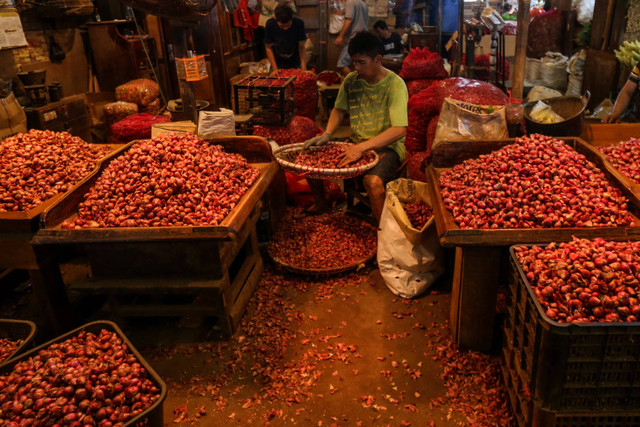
31, 136, 278, 337
427, 137, 640, 351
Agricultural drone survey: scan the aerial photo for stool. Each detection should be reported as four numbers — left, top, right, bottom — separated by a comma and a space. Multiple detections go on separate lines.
319, 84, 341, 120
344, 158, 409, 214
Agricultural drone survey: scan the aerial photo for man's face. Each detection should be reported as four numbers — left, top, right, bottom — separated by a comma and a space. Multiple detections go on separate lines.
352, 53, 381, 81
277, 20, 293, 30
374, 28, 386, 39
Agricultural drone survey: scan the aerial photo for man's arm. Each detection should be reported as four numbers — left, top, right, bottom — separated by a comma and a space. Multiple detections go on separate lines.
335, 18, 353, 46
603, 79, 638, 123
325, 107, 347, 135
265, 44, 279, 74
338, 126, 406, 166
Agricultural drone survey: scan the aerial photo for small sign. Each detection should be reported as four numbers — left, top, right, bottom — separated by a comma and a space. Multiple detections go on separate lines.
43, 111, 57, 122
0, 11, 27, 50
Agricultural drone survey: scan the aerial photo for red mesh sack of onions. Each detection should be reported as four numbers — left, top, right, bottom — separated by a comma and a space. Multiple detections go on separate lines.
62, 133, 259, 228
115, 78, 161, 108
110, 113, 171, 144
405, 110, 427, 152
399, 47, 448, 80
527, 9, 564, 59
599, 138, 640, 184
317, 71, 342, 86
440, 134, 634, 229
253, 115, 322, 145
104, 101, 138, 124
0, 130, 110, 212
473, 54, 511, 82
278, 69, 318, 121
294, 144, 375, 169
407, 151, 428, 182
406, 79, 438, 97
426, 114, 440, 158
515, 237, 640, 323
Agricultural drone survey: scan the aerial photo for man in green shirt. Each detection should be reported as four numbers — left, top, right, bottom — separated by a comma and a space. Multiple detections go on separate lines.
302, 30, 408, 224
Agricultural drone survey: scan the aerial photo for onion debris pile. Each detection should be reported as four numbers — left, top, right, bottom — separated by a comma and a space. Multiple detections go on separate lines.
268, 211, 376, 270
0, 338, 22, 363
294, 145, 375, 169
516, 238, 640, 323
0, 130, 110, 212
440, 134, 634, 229
62, 133, 259, 228
0, 329, 161, 426
600, 138, 640, 184
403, 200, 433, 229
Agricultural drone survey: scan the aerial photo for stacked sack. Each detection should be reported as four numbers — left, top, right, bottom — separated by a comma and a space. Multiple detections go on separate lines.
109, 79, 165, 142
405, 78, 508, 181
278, 69, 318, 121
400, 47, 448, 97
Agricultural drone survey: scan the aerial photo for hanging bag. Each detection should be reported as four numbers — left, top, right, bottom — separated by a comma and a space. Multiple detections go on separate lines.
329, 0, 345, 34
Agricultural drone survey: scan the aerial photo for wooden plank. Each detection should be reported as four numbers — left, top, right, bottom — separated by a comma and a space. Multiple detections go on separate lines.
582, 49, 618, 109
581, 123, 640, 147
229, 256, 263, 330
427, 137, 640, 247
70, 277, 230, 293
589, 0, 610, 50
512, 0, 530, 100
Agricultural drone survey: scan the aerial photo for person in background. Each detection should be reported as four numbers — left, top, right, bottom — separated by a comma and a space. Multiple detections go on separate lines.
373, 20, 403, 56
302, 31, 408, 224
603, 60, 639, 123
335, 0, 369, 76
264, 4, 307, 74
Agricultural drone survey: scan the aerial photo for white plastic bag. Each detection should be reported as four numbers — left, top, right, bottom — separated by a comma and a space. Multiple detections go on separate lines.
529, 100, 564, 124
377, 179, 444, 299
329, 0, 345, 34
198, 108, 236, 137
433, 98, 508, 150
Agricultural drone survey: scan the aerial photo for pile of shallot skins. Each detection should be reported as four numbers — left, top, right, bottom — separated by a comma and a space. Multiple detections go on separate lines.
440, 134, 634, 229
63, 133, 259, 228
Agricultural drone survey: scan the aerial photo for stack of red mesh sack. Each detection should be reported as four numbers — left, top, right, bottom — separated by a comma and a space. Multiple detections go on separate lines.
115, 79, 162, 114
110, 113, 170, 144
252, 115, 322, 146
405, 78, 508, 181
278, 69, 318, 121
469, 54, 511, 82
400, 47, 448, 97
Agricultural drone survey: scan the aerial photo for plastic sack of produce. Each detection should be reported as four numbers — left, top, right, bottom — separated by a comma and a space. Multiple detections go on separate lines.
103, 101, 138, 124
110, 113, 171, 143
399, 47, 448, 80
378, 178, 444, 299
528, 100, 564, 124
253, 115, 322, 146
433, 98, 508, 150
115, 79, 161, 108
406, 79, 438, 97
198, 108, 236, 137
278, 69, 318, 121
539, 52, 568, 91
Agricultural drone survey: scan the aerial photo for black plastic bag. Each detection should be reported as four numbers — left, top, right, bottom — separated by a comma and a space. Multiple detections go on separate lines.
49, 36, 66, 63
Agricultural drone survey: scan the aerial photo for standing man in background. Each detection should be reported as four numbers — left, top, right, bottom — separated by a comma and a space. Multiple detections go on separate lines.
264, 4, 307, 74
335, 0, 369, 76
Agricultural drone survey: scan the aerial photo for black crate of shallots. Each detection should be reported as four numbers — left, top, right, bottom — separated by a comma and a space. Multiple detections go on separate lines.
504, 240, 640, 416
233, 75, 295, 125
0, 320, 167, 426
0, 319, 37, 366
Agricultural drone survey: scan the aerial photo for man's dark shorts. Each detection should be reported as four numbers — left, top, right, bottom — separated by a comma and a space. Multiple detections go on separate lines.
365, 147, 401, 185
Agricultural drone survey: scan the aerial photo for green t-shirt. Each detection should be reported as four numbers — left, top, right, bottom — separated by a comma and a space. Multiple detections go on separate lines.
334, 70, 408, 161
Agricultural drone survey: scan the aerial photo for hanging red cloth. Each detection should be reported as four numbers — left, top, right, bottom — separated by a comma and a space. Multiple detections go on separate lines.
233, 0, 259, 42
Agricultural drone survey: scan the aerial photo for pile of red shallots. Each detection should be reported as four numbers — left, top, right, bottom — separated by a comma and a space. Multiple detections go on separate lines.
268, 211, 376, 270
294, 145, 375, 169
0, 329, 161, 426
0, 130, 110, 212
515, 237, 640, 323
600, 138, 640, 184
0, 338, 22, 363
62, 133, 259, 228
403, 200, 434, 229
440, 134, 634, 229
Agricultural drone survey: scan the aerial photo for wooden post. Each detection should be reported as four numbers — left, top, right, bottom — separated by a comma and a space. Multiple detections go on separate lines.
171, 25, 197, 123
453, 0, 464, 76
511, 0, 530, 100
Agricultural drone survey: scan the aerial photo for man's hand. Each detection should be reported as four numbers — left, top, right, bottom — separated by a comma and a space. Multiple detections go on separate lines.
335, 35, 344, 46
302, 132, 331, 150
338, 144, 364, 167
602, 114, 620, 124
270, 69, 280, 77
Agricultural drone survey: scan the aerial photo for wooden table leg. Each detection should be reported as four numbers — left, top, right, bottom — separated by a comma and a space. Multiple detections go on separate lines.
450, 246, 502, 352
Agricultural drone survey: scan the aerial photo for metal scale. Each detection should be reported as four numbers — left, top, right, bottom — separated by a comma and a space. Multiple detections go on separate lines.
463, 7, 507, 91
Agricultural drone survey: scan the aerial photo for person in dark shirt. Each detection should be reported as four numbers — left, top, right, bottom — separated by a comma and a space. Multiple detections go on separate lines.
264, 4, 307, 74
373, 20, 403, 56
603, 60, 640, 123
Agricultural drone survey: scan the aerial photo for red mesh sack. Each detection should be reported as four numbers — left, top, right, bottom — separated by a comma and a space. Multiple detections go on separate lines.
103, 101, 138, 124
406, 79, 438, 97
426, 115, 439, 158
473, 54, 511, 82
253, 115, 322, 145
407, 151, 428, 182
527, 9, 563, 59
400, 47, 448, 80
115, 79, 161, 108
408, 85, 441, 118
317, 71, 342, 86
405, 110, 428, 152
110, 113, 170, 144
278, 69, 318, 121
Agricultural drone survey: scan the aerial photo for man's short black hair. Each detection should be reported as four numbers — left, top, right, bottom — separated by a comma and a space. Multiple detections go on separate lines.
274, 4, 294, 23
373, 20, 388, 31
348, 31, 384, 59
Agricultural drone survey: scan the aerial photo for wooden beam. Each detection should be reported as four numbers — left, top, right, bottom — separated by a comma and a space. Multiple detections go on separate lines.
206, 5, 230, 108
512, 0, 530, 100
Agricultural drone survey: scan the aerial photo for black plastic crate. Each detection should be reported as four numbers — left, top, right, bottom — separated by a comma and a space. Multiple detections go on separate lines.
0, 320, 167, 426
233, 75, 295, 125
505, 245, 640, 413
0, 319, 37, 365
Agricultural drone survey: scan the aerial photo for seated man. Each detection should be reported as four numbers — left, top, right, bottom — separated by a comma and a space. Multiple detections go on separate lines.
373, 20, 403, 56
264, 4, 307, 74
302, 31, 408, 224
